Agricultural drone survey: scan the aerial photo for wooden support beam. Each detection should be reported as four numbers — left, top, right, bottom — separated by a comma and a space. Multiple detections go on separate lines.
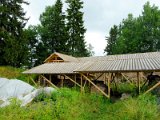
29, 76, 38, 87
81, 75, 83, 92
80, 73, 110, 98
74, 74, 77, 87
49, 75, 52, 82
83, 79, 87, 88
41, 75, 58, 89
137, 72, 141, 94
108, 73, 112, 98
121, 73, 133, 84
63, 75, 81, 88
144, 81, 160, 94
95, 73, 104, 80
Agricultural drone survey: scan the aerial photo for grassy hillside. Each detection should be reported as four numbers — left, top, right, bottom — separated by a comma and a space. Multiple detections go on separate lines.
0, 66, 36, 83
0, 66, 159, 120
0, 88, 159, 120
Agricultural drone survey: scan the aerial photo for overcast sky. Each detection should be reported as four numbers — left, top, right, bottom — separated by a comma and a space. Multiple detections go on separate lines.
23, 0, 160, 56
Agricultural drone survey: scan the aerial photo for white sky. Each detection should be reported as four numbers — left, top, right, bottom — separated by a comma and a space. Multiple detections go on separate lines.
23, 0, 160, 56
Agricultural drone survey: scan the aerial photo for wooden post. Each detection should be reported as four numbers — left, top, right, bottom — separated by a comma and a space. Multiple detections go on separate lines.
81, 73, 110, 98
108, 73, 111, 98
61, 75, 64, 87
137, 72, 140, 94
74, 74, 76, 87
81, 75, 83, 93
49, 75, 52, 81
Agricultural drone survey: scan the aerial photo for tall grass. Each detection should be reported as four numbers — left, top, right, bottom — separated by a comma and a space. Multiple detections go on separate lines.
0, 88, 159, 120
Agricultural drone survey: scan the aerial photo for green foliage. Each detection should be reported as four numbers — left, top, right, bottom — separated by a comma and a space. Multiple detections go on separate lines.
0, 88, 159, 120
24, 25, 38, 68
66, 0, 90, 57
0, 0, 29, 67
35, 0, 69, 65
0, 66, 36, 84
105, 2, 160, 55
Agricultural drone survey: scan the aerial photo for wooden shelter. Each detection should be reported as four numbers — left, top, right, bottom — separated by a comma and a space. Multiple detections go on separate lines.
23, 52, 160, 98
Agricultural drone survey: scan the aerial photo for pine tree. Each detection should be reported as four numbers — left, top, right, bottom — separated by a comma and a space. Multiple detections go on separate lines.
66, 0, 89, 57
0, 0, 29, 67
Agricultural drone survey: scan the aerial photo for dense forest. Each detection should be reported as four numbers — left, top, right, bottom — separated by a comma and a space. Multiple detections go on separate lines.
0, 0, 160, 68
0, 0, 91, 68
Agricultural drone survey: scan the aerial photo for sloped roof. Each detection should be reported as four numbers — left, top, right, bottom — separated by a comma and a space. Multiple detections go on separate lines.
78, 52, 160, 62
23, 52, 160, 74
23, 62, 90, 74
75, 57, 160, 73
44, 52, 78, 63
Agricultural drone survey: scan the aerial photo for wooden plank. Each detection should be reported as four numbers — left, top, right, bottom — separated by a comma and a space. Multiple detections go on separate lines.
81, 73, 110, 98
137, 72, 140, 94
121, 73, 133, 84
74, 74, 77, 87
41, 75, 58, 89
63, 75, 81, 88
108, 73, 112, 98
49, 75, 52, 82
60, 75, 64, 87
30, 76, 38, 87
144, 81, 160, 94
81, 75, 83, 92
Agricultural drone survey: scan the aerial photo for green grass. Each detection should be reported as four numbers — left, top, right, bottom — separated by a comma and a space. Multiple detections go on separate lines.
0, 88, 159, 120
0, 66, 159, 119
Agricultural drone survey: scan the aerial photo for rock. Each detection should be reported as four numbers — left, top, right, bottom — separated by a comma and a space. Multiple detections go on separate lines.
120, 93, 131, 100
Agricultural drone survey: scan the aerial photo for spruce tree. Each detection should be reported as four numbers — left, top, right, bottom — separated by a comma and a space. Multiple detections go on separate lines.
104, 25, 118, 55
36, 0, 68, 65
0, 0, 29, 67
66, 0, 89, 57
24, 25, 38, 68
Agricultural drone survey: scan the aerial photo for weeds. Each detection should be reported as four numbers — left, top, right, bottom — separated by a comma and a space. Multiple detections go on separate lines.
0, 88, 159, 120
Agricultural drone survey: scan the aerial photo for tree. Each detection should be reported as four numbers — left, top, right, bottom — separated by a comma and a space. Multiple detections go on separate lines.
138, 2, 160, 52
0, 0, 29, 67
104, 25, 118, 55
87, 43, 95, 56
36, 0, 68, 65
104, 2, 160, 55
24, 25, 38, 68
66, 0, 89, 57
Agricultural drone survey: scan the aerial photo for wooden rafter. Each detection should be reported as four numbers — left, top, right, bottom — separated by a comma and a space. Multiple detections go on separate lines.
63, 74, 81, 88
80, 73, 110, 98
40, 75, 58, 89
121, 73, 133, 84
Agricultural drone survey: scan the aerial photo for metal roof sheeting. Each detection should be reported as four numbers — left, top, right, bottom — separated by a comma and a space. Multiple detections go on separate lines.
78, 52, 160, 62
23, 62, 89, 74
23, 52, 160, 74
75, 57, 160, 72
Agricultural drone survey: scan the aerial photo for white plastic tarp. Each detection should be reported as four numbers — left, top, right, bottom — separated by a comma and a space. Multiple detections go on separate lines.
0, 78, 56, 107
